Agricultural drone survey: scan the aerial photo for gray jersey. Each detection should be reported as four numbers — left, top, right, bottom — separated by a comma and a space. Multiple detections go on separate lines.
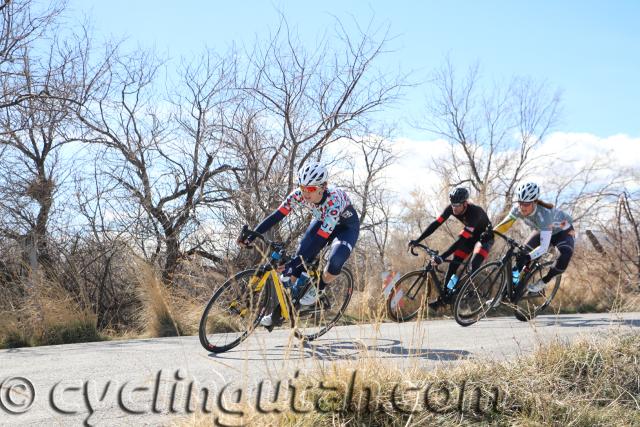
507, 204, 573, 234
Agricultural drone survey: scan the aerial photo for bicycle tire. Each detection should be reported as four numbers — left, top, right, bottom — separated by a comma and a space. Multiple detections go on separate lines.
513, 274, 562, 321
293, 267, 354, 342
198, 269, 269, 353
386, 270, 434, 322
453, 261, 506, 327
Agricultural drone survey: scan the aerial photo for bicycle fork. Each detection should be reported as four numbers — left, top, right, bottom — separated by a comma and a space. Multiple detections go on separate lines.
250, 269, 293, 331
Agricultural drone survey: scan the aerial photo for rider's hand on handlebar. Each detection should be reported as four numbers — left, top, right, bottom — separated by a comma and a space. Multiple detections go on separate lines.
237, 226, 255, 248
237, 236, 252, 248
408, 239, 420, 249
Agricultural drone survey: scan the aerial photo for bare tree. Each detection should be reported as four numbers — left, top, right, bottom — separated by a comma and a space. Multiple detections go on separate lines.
240, 16, 404, 194
548, 155, 629, 223
75, 49, 241, 283
616, 190, 640, 287
0, 0, 64, 109
341, 129, 397, 264
213, 15, 405, 260
0, 25, 93, 279
420, 58, 561, 217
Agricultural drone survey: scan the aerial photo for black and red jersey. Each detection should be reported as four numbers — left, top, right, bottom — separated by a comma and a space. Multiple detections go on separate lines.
416, 203, 491, 259
430, 204, 490, 240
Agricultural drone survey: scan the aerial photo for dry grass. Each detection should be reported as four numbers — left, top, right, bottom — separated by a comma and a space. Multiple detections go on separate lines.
135, 261, 188, 337
555, 246, 640, 314
3, 241, 637, 346
179, 331, 640, 426
0, 278, 104, 348
344, 287, 388, 325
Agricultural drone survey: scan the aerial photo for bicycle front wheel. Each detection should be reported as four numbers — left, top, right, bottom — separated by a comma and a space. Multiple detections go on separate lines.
198, 269, 269, 353
386, 270, 435, 322
453, 261, 506, 327
293, 267, 354, 342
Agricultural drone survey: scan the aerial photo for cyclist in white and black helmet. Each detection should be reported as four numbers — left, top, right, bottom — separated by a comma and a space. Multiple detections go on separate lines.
409, 186, 494, 308
494, 181, 575, 293
239, 161, 359, 327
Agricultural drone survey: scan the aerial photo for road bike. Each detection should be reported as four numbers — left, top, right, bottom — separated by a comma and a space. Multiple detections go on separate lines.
385, 243, 471, 322
453, 230, 562, 326
198, 226, 354, 353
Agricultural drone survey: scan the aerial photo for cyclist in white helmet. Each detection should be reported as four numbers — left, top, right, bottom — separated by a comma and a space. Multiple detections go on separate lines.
239, 161, 360, 327
493, 181, 575, 293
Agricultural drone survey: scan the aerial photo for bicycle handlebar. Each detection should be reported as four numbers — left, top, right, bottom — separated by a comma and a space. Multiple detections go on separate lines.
239, 225, 287, 257
239, 225, 265, 243
490, 228, 530, 252
409, 242, 439, 258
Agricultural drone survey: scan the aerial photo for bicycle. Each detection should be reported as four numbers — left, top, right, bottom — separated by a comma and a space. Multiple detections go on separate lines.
385, 243, 472, 322
452, 229, 562, 326
198, 226, 354, 353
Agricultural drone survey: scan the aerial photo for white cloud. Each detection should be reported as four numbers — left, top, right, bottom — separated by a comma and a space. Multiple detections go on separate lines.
325, 131, 637, 219
539, 132, 640, 168
384, 137, 450, 196
384, 132, 639, 199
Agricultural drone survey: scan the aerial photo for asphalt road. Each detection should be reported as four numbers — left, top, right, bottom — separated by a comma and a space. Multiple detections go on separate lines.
1, 311, 639, 426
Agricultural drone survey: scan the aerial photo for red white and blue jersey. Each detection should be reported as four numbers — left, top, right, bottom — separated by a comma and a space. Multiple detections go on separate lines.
253, 185, 360, 273
277, 186, 357, 238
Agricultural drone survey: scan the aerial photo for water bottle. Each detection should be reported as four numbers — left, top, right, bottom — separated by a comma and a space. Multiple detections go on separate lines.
446, 274, 458, 291
512, 268, 520, 285
291, 273, 310, 297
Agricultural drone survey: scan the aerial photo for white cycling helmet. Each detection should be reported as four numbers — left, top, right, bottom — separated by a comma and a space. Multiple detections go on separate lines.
516, 181, 540, 202
297, 161, 328, 186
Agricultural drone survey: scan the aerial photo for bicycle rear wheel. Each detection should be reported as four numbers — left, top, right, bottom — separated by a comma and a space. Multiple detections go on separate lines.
453, 261, 506, 327
293, 267, 354, 342
513, 271, 561, 321
386, 270, 435, 322
198, 269, 268, 353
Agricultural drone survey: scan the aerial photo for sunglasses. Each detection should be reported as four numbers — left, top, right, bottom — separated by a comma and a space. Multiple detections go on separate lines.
451, 202, 465, 208
518, 201, 534, 207
299, 185, 320, 192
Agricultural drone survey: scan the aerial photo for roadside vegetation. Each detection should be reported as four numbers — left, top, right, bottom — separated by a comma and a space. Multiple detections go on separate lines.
0, 280, 105, 349
180, 332, 640, 426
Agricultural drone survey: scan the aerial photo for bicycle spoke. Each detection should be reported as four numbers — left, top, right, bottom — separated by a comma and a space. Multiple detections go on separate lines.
514, 265, 562, 321
386, 271, 432, 322
405, 275, 426, 300
453, 262, 505, 327
294, 268, 353, 341
461, 268, 500, 314
199, 270, 268, 353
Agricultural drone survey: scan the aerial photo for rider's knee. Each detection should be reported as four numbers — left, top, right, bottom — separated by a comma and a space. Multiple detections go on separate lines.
327, 244, 351, 275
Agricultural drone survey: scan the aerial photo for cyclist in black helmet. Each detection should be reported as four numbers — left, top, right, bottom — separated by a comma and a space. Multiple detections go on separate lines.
409, 187, 494, 308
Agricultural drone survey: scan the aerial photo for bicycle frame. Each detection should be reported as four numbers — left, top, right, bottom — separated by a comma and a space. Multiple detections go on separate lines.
407, 243, 474, 300
243, 224, 324, 323
490, 230, 545, 304
249, 268, 293, 321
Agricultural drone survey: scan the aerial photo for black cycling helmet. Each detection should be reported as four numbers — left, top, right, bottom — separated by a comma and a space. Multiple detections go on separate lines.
449, 187, 470, 204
